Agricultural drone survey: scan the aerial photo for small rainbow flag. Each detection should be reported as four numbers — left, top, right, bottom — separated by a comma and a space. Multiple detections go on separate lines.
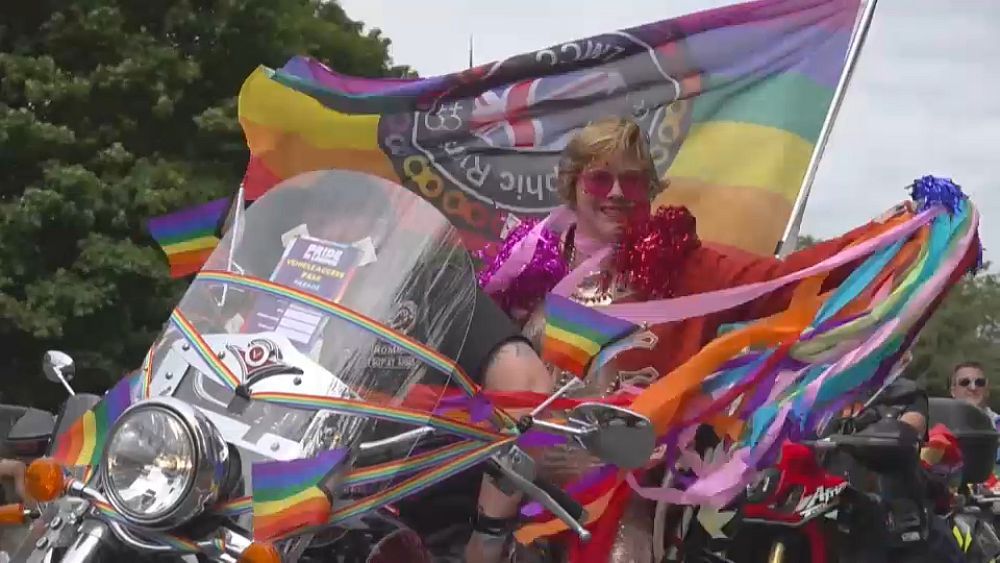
50, 374, 136, 467
147, 197, 230, 278
542, 295, 637, 376
251, 448, 346, 541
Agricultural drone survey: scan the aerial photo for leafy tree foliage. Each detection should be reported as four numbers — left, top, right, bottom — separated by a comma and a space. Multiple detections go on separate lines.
0, 0, 410, 408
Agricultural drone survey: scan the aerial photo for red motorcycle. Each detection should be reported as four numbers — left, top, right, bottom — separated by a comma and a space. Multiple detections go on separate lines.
726, 414, 936, 563
736, 440, 850, 563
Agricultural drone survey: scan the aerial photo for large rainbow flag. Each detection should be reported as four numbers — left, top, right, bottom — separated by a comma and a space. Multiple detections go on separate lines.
153, 0, 862, 276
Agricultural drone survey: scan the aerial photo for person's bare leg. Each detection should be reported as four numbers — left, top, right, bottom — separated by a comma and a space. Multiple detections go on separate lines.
466, 340, 555, 563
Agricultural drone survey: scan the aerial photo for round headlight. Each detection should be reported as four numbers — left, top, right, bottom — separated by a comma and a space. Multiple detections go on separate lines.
101, 398, 228, 529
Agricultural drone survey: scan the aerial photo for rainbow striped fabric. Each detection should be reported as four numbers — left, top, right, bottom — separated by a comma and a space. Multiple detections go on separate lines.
251, 448, 346, 541
150, 0, 861, 277
147, 197, 230, 278
542, 294, 637, 376
51, 374, 137, 467
654, 0, 862, 253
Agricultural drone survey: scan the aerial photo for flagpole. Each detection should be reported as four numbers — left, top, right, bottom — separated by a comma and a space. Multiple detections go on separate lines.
774, 0, 880, 257
469, 34, 474, 69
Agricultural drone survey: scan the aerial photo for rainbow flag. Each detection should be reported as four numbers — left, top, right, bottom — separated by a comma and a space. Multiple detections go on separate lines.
251, 448, 345, 541
147, 197, 230, 278
152, 0, 861, 277
542, 295, 637, 376
50, 374, 137, 467
653, 0, 862, 253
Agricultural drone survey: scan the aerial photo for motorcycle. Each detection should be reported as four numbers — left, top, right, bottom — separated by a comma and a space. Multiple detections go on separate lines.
927, 397, 1000, 563
663, 381, 995, 563
0, 169, 657, 562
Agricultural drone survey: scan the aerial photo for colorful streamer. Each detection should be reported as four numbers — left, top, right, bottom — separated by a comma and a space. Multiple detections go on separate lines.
517, 189, 981, 544
168, 309, 242, 391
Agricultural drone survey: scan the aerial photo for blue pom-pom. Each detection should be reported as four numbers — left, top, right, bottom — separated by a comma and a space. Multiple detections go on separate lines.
908, 175, 966, 214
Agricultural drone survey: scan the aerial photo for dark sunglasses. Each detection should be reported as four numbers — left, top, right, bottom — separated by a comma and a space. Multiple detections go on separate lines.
580, 169, 650, 201
957, 377, 988, 388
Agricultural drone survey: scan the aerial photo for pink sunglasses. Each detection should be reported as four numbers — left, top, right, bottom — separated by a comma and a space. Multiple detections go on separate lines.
580, 169, 650, 201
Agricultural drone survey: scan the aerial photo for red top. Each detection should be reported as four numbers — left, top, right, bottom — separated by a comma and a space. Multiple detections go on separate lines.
615, 220, 880, 378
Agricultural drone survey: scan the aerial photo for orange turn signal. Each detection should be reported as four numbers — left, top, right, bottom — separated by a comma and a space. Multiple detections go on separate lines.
25, 458, 65, 502
0, 504, 27, 525
238, 542, 281, 563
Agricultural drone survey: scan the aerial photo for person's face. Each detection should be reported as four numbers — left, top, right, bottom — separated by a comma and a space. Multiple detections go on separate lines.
952, 366, 989, 407
573, 151, 652, 243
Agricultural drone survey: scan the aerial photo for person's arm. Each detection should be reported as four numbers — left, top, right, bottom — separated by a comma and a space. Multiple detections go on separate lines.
900, 386, 929, 439
0, 459, 27, 504
699, 204, 913, 322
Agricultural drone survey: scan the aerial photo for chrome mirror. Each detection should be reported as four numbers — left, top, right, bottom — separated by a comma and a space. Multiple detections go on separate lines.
42, 350, 76, 396
568, 403, 656, 470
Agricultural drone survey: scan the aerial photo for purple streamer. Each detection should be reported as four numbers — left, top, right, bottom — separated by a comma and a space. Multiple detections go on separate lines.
517, 429, 568, 447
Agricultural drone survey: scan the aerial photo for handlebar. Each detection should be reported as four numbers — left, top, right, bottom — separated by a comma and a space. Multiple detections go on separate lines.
799, 438, 838, 452
14, 480, 254, 562
801, 433, 902, 452
531, 476, 585, 522
485, 458, 591, 542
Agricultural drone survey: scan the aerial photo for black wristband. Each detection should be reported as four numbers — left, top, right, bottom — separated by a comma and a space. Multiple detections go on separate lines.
471, 510, 518, 537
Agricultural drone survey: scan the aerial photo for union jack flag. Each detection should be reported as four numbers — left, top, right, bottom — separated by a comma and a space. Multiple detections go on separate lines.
469, 69, 627, 151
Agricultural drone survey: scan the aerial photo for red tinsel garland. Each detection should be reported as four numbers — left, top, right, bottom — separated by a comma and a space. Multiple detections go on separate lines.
613, 206, 701, 299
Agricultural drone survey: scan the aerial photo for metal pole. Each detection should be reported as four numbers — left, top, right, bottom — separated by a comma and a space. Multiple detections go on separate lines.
218, 183, 245, 307
469, 34, 474, 69
775, 0, 880, 257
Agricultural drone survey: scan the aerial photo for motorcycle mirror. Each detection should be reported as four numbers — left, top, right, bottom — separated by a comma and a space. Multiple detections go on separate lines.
42, 350, 76, 396
568, 403, 656, 470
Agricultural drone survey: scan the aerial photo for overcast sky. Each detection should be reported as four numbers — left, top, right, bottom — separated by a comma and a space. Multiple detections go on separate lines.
338, 0, 1000, 264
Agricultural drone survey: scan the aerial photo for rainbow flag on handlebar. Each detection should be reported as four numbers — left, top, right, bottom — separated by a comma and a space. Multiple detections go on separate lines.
250, 449, 345, 541
150, 0, 862, 277
50, 373, 139, 468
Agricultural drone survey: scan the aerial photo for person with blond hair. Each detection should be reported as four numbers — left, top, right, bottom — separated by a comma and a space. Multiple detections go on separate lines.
467, 116, 918, 563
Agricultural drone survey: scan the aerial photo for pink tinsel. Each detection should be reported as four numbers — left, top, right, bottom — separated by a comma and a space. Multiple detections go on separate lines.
476, 220, 568, 316
477, 206, 702, 313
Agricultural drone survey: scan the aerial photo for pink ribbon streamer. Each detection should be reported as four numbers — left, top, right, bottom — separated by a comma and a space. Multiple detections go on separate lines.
797, 209, 977, 410
597, 208, 941, 324
628, 406, 791, 507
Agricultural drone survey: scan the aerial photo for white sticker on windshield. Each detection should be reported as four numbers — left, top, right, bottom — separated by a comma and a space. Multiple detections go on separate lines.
352, 236, 378, 266
281, 224, 311, 247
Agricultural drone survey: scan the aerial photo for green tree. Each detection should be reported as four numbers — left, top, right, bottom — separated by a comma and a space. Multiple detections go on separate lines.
0, 0, 410, 409
795, 234, 821, 250
907, 268, 1000, 406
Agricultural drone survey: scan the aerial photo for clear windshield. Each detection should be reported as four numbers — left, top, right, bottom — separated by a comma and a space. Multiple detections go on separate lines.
141, 170, 478, 530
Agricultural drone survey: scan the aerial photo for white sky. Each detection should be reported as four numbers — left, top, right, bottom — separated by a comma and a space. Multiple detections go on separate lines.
338, 0, 1000, 263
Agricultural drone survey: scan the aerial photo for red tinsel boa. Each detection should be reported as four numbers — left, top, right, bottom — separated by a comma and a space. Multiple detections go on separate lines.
613, 206, 701, 299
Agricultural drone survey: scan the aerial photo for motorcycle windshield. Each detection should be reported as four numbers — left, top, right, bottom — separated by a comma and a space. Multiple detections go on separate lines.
142, 170, 481, 532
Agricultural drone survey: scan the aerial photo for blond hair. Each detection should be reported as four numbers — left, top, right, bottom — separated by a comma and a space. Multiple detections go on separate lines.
556, 117, 659, 207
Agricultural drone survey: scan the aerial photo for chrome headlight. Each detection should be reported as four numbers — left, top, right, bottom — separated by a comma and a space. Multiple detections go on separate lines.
101, 397, 228, 529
